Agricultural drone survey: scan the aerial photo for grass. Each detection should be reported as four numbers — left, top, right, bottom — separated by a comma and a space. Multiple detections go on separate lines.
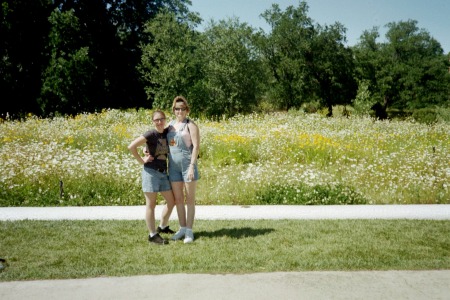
1, 219, 449, 281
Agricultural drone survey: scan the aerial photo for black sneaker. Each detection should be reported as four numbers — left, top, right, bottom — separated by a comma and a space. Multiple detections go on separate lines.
157, 226, 175, 234
149, 233, 169, 245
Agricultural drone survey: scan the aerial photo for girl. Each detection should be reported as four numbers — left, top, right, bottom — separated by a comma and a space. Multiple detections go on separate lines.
128, 110, 176, 245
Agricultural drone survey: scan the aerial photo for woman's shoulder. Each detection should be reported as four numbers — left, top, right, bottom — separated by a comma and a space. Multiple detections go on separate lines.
186, 118, 198, 127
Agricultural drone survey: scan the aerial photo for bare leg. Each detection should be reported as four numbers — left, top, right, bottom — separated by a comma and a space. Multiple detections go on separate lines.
185, 181, 197, 229
171, 181, 187, 227
144, 192, 157, 234
159, 190, 175, 227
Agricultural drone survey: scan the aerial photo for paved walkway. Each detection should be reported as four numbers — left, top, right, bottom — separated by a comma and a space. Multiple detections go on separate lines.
1, 205, 449, 300
1, 204, 450, 221
1, 271, 449, 300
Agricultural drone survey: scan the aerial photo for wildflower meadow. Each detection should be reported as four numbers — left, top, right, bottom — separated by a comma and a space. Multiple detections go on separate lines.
1, 109, 449, 206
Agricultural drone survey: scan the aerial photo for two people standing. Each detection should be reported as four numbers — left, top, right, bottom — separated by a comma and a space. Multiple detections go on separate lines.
128, 96, 200, 245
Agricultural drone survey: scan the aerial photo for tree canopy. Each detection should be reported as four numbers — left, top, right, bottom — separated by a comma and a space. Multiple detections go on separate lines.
1, 0, 192, 117
1, 1, 449, 119
354, 20, 449, 113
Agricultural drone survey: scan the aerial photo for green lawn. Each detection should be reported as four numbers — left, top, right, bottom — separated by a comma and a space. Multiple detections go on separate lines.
1, 219, 449, 281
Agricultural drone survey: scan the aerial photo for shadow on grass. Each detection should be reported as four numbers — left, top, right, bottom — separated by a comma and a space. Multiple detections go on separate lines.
196, 227, 275, 240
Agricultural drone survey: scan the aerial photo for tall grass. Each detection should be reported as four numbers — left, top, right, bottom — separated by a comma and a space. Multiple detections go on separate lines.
1, 109, 449, 206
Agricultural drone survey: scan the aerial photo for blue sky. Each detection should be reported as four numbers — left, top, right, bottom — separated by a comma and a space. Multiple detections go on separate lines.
190, 0, 449, 53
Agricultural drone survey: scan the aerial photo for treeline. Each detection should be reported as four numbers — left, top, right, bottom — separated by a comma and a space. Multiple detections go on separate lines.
1, 0, 449, 119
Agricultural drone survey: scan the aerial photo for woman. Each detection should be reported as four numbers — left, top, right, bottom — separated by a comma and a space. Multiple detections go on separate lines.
128, 110, 176, 245
167, 96, 200, 243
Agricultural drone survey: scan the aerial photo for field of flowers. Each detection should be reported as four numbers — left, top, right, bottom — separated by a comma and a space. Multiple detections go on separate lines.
1, 109, 449, 206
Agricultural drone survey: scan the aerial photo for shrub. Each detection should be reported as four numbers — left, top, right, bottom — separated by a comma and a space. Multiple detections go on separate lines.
352, 80, 376, 116
436, 106, 450, 123
412, 108, 439, 124
256, 182, 367, 205
301, 101, 321, 114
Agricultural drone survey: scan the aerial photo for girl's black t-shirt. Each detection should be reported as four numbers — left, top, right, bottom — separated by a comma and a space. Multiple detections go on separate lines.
142, 128, 169, 171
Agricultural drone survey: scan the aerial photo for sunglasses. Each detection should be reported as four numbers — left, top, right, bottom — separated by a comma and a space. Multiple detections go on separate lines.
174, 107, 187, 111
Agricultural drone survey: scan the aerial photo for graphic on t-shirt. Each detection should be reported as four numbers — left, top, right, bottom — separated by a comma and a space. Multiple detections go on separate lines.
155, 138, 168, 160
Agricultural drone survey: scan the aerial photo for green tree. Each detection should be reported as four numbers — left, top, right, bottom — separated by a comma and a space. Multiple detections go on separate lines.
100, 0, 193, 109
257, 2, 315, 110
353, 28, 381, 94
258, 2, 356, 115
139, 10, 202, 111
199, 18, 263, 117
354, 20, 450, 112
39, 9, 95, 115
0, 0, 55, 117
1, 0, 192, 118
312, 23, 357, 116
46, 0, 141, 112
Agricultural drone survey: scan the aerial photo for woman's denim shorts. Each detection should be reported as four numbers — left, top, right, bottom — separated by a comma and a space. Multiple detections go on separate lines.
142, 166, 171, 193
169, 149, 200, 182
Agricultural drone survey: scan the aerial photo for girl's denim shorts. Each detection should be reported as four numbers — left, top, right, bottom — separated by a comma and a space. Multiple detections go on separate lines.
142, 166, 171, 193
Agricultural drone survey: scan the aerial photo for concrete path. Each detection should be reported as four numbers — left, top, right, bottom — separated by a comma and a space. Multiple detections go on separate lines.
1, 205, 449, 300
1, 271, 449, 300
1, 204, 450, 221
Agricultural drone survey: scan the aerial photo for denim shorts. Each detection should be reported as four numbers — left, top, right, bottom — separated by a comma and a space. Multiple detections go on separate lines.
168, 165, 199, 182
142, 166, 171, 193
168, 149, 200, 182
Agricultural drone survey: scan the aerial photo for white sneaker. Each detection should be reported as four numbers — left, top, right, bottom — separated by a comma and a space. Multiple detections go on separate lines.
184, 230, 194, 244
171, 229, 186, 241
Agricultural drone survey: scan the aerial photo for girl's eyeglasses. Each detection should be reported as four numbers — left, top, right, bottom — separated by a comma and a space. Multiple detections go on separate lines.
174, 108, 187, 111
153, 118, 166, 123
